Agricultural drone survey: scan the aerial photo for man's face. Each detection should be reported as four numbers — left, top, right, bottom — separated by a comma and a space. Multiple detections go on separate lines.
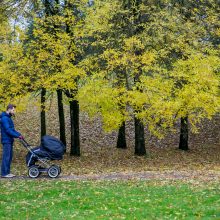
8, 107, 16, 116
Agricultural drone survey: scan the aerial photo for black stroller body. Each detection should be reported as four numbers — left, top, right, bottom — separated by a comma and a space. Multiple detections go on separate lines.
21, 135, 65, 178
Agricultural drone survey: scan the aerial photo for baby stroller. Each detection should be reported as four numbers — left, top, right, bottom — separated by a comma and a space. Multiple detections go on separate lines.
20, 135, 65, 178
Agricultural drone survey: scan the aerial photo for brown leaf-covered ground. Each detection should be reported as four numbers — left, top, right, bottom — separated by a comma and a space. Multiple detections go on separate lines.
1, 98, 220, 179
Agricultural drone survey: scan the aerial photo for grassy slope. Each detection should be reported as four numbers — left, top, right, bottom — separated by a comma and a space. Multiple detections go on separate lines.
0, 180, 219, 220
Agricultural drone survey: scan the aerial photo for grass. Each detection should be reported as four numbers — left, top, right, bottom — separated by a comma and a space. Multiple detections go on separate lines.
0, 180, 219, 219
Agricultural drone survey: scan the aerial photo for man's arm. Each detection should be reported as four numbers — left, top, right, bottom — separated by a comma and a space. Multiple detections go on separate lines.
1, 117, 21, 138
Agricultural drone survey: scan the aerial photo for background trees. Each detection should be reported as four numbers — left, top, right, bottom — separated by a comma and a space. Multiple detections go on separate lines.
78, 0, 220, 153
0, 0, 219, 156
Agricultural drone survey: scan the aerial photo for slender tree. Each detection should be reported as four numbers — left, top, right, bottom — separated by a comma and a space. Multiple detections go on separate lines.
117, 121, 127, 149
179, 116, 188, 150
40, 87, 47, 137
57, 89, 66, 149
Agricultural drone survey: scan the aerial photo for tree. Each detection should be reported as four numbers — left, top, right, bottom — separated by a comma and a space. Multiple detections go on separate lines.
169, 0, 220, 150
57, 89, 67, 149
22, 0, 93, 155
0, 16, 31, 108
1, 0, 219, 158
79, 0, 220, 153
170, 54, 220, 150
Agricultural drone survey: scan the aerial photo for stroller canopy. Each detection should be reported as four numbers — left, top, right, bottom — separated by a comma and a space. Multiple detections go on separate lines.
40, 135, 65, 160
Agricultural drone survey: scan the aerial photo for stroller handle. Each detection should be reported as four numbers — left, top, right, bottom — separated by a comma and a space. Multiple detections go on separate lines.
19, 138, 30, 148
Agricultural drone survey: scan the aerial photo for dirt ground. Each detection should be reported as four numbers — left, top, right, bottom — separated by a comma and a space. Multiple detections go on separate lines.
0, 100, 219, 180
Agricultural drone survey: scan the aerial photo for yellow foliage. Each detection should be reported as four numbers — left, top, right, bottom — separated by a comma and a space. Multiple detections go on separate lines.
0, 0, 220, 138
170, 54, 220, 120
78, 75, 127, 131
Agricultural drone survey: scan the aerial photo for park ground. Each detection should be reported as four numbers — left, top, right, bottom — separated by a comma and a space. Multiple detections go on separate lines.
0, 140, 219, 219
0, 101, 220, 219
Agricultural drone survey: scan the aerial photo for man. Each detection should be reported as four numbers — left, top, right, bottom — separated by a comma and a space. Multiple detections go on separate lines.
0, 104, 23, 178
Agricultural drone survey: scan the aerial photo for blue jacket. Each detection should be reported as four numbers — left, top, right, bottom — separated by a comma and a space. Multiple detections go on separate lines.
0, 112, 21, 144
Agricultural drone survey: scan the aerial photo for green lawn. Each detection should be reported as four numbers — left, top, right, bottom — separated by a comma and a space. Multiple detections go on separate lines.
0, 180, 219, 219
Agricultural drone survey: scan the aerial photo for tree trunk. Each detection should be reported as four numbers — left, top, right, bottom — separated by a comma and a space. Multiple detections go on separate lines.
179, 116, 189, 151
117, 121, 127, 149
57, 89, 67, 151
41, 88, 46, 137
115, 68, 127, 149
134, 72, 146, 156
69, 98, 80, 156
131, 0, 146, 156
134, 116, 146, 156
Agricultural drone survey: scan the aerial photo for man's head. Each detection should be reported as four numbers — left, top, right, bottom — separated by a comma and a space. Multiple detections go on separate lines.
6, 104, 16, 116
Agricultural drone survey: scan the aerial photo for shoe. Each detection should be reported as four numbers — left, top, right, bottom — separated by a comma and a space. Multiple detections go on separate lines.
1, 173, 16, 178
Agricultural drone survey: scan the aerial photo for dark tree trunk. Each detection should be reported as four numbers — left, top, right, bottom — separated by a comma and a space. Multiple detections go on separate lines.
134, 72, 146, 156
41, 88, 46, 137
179, 116, 189, 151
57, 89, 67, 151
134, 116, 146, 156
69, 98, 80, 156
128, 0, 146, 156
115, 68, 127, 149
117, 121, 127, 149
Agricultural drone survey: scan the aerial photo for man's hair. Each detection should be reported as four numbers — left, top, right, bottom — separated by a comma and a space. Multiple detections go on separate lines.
7, 104, 16, 110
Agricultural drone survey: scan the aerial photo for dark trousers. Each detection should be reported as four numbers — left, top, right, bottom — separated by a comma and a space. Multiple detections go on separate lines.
1, 143, 13, 176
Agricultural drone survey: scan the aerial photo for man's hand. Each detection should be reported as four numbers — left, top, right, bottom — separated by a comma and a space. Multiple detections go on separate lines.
18, 136, 24, 140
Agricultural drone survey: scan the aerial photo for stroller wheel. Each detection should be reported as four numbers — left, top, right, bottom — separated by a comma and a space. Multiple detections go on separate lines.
48, 165, 60, 178
28, 166, 40, 178
51, 165, 61, 174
